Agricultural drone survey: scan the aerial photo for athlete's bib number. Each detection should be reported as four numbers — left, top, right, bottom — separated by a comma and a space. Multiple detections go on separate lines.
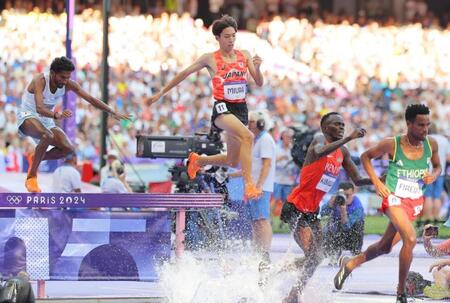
315, 173, 337, 193
413, 205, 423, 217
394, 178, 422, 199
388, 194, 401, 206
224, 82, 246, 100
215, 102, 228, 114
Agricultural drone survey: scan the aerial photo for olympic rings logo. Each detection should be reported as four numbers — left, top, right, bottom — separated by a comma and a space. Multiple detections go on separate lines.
6, 195, 22, 205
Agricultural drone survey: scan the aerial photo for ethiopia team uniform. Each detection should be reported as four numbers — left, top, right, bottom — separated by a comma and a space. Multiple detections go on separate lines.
210, 50, 248, 130
381, 135, 432, 221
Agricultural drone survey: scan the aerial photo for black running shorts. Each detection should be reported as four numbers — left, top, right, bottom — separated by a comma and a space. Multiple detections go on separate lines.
280, 202, 320, 229
210, 100, 248, 131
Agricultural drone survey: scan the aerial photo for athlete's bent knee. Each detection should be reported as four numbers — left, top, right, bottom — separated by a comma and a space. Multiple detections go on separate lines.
226, 159, 240, 168
239, 129, 254, 144
403, 235, 416, 247
62, 144, 75, 155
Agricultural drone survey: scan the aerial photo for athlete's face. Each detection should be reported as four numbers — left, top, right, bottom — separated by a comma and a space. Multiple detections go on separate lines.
51, 70, 72, 88
217, 27, 236, 52
407, 114, 430, 141
323, 114, 345, 141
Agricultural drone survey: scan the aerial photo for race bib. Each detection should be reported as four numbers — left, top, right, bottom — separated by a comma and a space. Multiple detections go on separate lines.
394, 177, 422, 199
315, 173, 337, 193
388, 194, 401, 206
413, 205, 423, 217
215, 102, 228, 114
224, 82, 246, 100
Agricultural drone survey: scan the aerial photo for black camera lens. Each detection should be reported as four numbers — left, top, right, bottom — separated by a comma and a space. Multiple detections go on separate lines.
335, 189, 346, 206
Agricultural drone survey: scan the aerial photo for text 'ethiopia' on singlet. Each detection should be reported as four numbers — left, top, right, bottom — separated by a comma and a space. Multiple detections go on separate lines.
288, 147, 344, 213
385, 135, 432, 199
212, 50, 248, 103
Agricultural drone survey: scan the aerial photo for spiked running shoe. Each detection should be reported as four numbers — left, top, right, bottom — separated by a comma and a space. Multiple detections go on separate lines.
334, 256, 351, 290
25, 176, 41, 193
187, 152, 201, 179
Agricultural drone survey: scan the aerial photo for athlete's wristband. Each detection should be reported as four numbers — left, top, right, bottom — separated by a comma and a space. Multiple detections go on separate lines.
53, 112, 59, 119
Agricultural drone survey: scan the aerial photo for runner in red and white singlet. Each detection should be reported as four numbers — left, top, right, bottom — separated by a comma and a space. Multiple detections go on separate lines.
280, 112, 371, 303
147, 15, 264, 199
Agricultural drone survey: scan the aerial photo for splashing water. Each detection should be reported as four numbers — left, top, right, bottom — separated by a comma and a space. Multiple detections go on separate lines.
158, 243, 337, 303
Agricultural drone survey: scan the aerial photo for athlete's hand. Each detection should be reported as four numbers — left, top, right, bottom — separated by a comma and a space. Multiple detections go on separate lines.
112, 111, 132, 121
147, 92, 163, 106
55, 109, 72, 120
422, 171, 436, 185
252, 55, 262, 69
374, 180, 390, 198
348, 127, 366, 140
429, 260, 450, 272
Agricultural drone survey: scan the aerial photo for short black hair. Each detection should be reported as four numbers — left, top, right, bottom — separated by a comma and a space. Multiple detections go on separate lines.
211, 15, 237, 37
320, 112, 339, 128
339, 182, 355, 191
405, 104, 430, 122
50, 56, 75, 73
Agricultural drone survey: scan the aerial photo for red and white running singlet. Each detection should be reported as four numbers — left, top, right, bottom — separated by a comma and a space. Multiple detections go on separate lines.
288, 148, 344, 213
212, 50, 248, 103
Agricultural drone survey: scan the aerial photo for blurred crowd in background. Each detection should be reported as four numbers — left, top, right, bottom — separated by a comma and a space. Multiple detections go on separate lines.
0, 1, 449, 179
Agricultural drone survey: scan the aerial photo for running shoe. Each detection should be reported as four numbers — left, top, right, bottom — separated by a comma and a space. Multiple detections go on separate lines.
186, 152, 201, 179
333, 256, 351, 290
25, 176, 41, 193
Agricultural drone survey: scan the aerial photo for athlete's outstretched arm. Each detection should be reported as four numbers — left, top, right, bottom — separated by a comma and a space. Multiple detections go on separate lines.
147, 54, 209, 105
66, 80, 130, 120
423, 137, 441, 184
360, 137, 394, 198
306, 128, 365, 165
341, 146, 372, 186
242, 50, 263, 86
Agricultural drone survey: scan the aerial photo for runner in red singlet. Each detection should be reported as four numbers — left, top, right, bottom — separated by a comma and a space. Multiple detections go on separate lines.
280, 112, 371, 303
147, 15, 263, 199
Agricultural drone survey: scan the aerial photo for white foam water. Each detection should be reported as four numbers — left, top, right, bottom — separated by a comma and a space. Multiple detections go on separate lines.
158, 243, 337, 303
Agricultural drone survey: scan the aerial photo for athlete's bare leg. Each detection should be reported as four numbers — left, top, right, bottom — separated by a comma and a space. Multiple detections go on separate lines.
386, 207, 417, 294
342, 207, 415, 294
19, 118, 55, 178
283, 221, 323, 302
43, 127, 74, 160
197, 114, 255, 185
19, 120, 75, 192
345, 222, 400, 272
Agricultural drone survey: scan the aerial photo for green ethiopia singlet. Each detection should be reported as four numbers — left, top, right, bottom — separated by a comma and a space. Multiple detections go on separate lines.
385, 135, 432, 199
